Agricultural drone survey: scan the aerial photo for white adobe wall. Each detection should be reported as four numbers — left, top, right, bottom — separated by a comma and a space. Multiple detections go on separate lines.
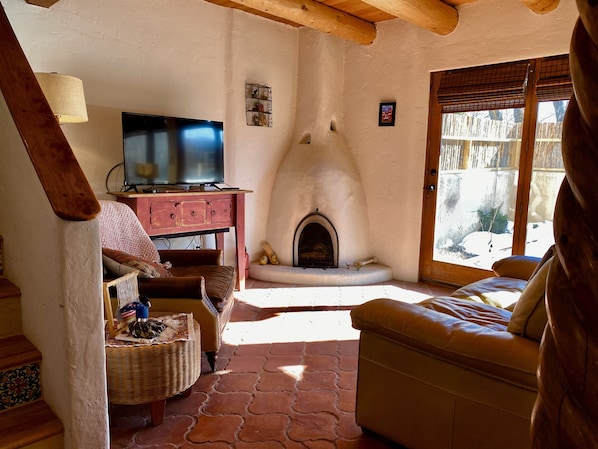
2, 0, 298, 447
4, 0, 298, 267
0, 94, 107, 445
343, 0, 579, 281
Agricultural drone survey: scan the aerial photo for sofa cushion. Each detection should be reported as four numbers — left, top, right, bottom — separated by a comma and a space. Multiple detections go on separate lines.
507, 255, 553, 342
450, 276, 527, 309
169, 264, 235, 312
528, 244, 555, 279
103, 248, 172, 278
419, 296, 511, 331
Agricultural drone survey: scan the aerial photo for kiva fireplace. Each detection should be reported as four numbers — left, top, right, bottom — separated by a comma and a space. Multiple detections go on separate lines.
294, 211, 338, 268
250, 29, 392, 285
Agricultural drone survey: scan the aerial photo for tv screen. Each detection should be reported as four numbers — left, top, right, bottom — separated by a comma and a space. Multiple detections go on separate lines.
122, 112, 224, 186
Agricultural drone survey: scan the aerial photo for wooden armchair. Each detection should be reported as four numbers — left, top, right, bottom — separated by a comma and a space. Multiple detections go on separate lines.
98, 200, 236, 371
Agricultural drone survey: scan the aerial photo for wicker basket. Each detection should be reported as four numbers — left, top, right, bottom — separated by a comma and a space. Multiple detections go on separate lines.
106, 320, 201, 405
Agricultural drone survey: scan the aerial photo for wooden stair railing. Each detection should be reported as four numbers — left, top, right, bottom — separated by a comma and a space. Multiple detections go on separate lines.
532, 1, 598, 447
0, 5, 99, 221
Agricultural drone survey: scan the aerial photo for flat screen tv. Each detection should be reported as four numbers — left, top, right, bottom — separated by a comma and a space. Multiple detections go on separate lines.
122, 112, 224, 187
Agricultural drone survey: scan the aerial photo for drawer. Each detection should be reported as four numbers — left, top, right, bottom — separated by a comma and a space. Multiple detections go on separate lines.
209, 197, 233, 225
149, 201, 179, 231
181, 200, 208, 226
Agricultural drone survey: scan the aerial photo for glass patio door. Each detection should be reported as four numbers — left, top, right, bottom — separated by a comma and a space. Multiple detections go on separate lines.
420, 56, 571, 286
525, 100, 567, 257
432, 109, 523, 271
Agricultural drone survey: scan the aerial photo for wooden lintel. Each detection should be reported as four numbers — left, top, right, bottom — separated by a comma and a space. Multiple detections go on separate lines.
25, 0, 60, 8
520, 0, 560, 14
229, 0, 377, 45
359, 0, 458, 35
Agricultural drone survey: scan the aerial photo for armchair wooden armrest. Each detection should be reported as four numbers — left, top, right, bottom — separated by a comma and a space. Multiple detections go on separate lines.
158, 249, 223, 266
138, 276, 208, 299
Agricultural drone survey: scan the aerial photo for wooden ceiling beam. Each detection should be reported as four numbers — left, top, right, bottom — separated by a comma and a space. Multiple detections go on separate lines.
227, 0, 377, 45
358, 0, 458, 35
520, 0, 560, 14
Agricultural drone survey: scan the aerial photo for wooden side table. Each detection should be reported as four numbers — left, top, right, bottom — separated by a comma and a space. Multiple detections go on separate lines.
105, 318, 201, 425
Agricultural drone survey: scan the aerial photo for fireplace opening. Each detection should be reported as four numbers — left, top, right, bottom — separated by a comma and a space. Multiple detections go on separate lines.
293, 212, 338, 268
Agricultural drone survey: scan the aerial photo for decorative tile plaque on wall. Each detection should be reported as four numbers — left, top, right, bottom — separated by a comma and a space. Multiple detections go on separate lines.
246, 83, 272, 127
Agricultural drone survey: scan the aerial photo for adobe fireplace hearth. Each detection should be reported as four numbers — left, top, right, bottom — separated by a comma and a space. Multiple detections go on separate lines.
294, 211, 338, 268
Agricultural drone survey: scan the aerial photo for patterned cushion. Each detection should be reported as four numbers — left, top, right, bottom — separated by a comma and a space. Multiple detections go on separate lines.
103, 248, 172, 278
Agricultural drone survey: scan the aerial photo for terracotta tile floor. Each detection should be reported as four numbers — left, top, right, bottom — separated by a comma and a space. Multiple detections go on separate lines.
109, 278, 453, 448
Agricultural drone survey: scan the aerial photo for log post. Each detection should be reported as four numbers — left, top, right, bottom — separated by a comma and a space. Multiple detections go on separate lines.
532, 1, 598, 447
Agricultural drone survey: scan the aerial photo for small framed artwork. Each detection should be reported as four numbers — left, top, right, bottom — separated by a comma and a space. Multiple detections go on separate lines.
246, 83, 272, 127
378, 101, 396, 126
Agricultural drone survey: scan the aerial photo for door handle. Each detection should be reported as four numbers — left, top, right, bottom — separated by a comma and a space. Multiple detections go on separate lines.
426, 185, 436, 192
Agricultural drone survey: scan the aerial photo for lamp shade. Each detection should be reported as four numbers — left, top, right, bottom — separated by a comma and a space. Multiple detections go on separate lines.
35, 72, 88, 124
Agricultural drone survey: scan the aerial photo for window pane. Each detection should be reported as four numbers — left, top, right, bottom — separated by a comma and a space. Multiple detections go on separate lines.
433, 109, 523, 270
525, 100, 568, 257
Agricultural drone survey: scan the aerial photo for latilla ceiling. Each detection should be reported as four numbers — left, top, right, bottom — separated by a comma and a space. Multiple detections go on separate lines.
26, 0, 560, 45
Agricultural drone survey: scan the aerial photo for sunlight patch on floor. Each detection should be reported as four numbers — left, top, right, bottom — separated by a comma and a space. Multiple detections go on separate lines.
225, 283, 436, 346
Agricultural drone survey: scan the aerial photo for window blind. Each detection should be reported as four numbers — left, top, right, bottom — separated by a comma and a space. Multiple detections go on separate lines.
436, 60, 530, 113
435, 55, 572, 112
536, 54, 573, 101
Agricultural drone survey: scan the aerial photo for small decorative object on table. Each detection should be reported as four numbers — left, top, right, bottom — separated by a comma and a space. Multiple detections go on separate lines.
127, 295, 167, 340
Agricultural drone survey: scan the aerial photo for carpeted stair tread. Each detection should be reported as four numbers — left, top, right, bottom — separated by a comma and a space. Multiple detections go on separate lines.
0, 335, 40, 371
0, 401, 63, 449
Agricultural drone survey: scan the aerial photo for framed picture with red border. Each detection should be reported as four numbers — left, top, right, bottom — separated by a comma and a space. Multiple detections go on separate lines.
379, 101, 396, 126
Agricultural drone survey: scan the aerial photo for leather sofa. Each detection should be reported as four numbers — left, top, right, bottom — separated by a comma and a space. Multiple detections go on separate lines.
351, 249, 554, 449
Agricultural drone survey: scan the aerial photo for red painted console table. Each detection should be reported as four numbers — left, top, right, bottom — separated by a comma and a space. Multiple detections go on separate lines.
111, 190, 250, 290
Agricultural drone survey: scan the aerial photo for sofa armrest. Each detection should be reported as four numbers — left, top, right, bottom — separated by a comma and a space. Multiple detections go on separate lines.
138, 276, 207, 299
158, 249, 223, 266
491, 255, 540, 280
351, 298, 539, 389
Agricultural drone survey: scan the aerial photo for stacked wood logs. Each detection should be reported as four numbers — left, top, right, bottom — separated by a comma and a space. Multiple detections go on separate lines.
532, 2, 598, 447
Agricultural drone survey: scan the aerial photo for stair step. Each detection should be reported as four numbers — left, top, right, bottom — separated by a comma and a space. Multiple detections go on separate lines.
0, 279, 20, 299
0, 401, 63, 449
0, 279, 22, 338
0, 336, 42, 412
0, 335, 40, 371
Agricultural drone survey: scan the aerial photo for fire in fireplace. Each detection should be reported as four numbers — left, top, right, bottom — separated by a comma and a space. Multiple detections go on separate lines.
293, 211, 338, 268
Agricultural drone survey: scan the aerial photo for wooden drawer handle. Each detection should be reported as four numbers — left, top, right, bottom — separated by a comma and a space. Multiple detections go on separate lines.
170, 213, 176, 220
